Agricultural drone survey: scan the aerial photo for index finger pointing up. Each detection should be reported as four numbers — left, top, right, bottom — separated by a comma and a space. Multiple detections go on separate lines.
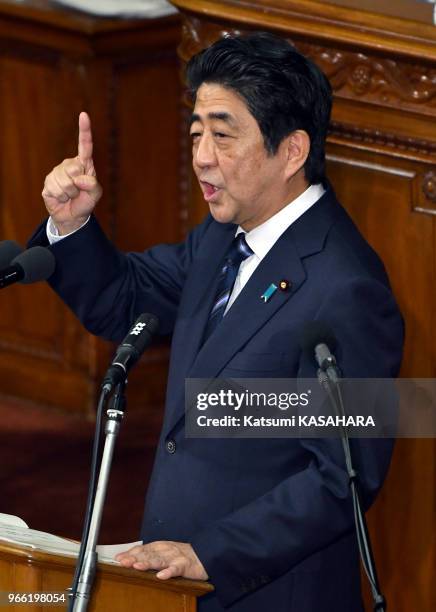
78, 111, 93, 169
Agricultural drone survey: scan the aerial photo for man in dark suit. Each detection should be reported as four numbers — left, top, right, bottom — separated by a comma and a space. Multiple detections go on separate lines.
31, 33, 403, 611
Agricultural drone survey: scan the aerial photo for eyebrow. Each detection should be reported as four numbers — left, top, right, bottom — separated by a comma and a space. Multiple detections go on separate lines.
189, 112, 237, 128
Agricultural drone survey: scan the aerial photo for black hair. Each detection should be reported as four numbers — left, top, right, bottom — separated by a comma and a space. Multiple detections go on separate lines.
185, 32, 332, 184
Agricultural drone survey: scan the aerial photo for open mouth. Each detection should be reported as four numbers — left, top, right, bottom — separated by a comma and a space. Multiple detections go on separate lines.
200, 181, 221, 202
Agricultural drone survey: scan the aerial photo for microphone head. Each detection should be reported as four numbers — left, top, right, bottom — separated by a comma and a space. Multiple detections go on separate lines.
0, 240, 23, 268
12, 246, 56, 284
300, 321, 337, 357
123, 313, 160, 352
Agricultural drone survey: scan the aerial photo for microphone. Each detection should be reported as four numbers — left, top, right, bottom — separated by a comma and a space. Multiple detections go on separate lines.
300, 321, 341, 384
301, 325, 386, 611
0, 246, 55, 289
102, 313, 160, 391
0, 240, 23, 268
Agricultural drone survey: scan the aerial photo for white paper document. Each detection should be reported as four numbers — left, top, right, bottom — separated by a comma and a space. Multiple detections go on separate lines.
52, 0, 177, 18
0, 514, 140, 565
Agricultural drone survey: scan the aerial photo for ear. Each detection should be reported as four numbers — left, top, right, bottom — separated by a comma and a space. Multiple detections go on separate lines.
283, 130, 310, 180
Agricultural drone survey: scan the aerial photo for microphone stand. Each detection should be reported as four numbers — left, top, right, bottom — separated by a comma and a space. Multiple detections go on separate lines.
317, 366, 387, 612
69, 380, 127, 612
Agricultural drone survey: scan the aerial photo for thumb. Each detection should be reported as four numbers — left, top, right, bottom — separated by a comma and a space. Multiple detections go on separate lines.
73, 175, 101, 195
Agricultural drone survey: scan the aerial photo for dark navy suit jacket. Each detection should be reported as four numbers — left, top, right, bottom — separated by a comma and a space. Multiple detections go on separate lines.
30, 187, 404, 611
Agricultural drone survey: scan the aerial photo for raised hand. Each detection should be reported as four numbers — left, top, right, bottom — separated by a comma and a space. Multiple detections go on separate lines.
42, 112, 102, 235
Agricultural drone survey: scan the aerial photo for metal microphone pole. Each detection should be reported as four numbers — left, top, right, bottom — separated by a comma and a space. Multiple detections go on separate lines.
71, 381, 127, 612
317, 368, 387, 612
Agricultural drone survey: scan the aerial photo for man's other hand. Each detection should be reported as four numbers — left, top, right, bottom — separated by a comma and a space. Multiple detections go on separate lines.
115, 541, 209, 581
42, 112, 102, 235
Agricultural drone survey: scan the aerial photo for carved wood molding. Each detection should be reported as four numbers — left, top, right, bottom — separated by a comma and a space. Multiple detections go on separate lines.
422, 171, 436, 203
180, 16, 436, 120
179, 18, 227, 62
298, 42, 436, 117
329, 121, 436, 159
172, 0, 436, 62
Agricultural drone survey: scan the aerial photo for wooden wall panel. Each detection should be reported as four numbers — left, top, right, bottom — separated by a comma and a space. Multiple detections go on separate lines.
367, 438, 436, 611
88, 53, 188, 411
113, 57, 185, 251
326, 150, 436, 611
0, 51, 97, 411
0, 1, 182, 414
326, 149, 436, 378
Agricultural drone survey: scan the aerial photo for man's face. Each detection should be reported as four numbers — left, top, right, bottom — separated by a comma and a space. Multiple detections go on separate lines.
190, 83, 293, 231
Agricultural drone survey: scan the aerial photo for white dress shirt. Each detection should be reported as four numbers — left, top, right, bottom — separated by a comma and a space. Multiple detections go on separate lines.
225, 183, 325, 312
46, 216, 90, 244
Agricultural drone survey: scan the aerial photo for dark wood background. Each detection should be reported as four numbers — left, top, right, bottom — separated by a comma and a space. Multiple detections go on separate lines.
0, 0, 183, 415
0, 0, 434, 610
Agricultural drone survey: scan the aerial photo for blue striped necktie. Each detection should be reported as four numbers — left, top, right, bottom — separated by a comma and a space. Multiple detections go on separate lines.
203, 233, 254, 342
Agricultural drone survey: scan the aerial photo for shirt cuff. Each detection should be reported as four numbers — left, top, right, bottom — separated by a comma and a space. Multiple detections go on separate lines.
46, 216, 90, 245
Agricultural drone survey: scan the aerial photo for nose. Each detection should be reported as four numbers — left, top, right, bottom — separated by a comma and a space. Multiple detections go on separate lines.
193, 133, 217, 169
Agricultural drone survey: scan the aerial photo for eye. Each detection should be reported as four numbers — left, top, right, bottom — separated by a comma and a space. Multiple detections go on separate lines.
190, 131, 201, 142
214, 132, 228, 139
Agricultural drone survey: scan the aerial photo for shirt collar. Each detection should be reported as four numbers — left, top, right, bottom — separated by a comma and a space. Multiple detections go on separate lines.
236, 183, 325, 261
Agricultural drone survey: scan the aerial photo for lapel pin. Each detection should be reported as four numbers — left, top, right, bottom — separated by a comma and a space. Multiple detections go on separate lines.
279, 279, 291, 291
261, 283, 278, 303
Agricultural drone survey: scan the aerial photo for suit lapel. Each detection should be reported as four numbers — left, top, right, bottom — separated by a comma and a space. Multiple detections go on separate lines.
188, 229, 306, 378
164, 190, 339, 434
161, 223, 235, 436
172, 222, 236, 374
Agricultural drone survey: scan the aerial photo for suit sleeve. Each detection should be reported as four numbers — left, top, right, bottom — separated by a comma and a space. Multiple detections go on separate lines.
190, 276, 404, 608
28, 215, 213, 339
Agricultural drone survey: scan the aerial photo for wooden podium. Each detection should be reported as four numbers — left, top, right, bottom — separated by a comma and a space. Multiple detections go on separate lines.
0, 541, 213, 611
